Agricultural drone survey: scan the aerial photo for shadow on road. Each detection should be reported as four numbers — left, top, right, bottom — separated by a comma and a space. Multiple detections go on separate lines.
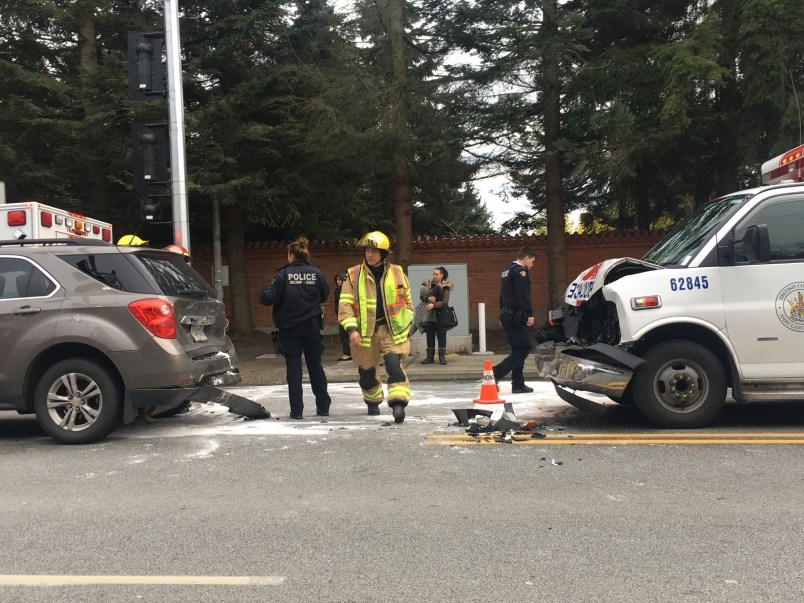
547, 400, 804, 431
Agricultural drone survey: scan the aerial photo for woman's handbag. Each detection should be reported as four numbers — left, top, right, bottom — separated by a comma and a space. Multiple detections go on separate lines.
436, 305, 459, 331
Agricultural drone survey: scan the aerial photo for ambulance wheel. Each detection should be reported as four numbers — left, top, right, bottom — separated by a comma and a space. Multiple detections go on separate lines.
632, 340, 725, 428
34, 358, 122, 444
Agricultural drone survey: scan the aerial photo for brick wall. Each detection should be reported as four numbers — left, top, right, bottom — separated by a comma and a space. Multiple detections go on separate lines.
191, 232, 664, 330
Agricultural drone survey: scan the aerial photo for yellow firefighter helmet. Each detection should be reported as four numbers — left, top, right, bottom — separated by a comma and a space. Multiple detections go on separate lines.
357, 231, 390, 251
117, 234, 147, 246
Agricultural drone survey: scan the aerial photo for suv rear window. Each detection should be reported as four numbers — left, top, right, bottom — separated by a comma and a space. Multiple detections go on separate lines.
57, 251, 217, 299
58, 252, 153, 293
134, 252, 217, 299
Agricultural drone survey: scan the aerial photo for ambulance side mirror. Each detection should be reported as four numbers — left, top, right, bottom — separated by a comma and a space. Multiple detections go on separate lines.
742, 224, 771, 263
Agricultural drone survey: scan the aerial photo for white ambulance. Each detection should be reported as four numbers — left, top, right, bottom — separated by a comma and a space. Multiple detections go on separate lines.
0, 200, 113, 242
761, 144, 804, 185
536, 180, 804, 428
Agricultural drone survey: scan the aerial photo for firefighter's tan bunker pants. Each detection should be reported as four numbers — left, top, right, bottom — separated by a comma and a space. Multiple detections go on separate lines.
352, 324, 410, 408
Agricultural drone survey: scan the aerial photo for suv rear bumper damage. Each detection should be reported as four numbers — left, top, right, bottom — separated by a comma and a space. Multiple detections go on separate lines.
120, 343, 270, 423
191, 349, 241, 386
535, 341, 645, 409
123, 370, 269, 424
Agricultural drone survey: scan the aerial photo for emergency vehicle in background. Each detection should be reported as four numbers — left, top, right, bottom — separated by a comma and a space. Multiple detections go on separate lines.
536, 150, 804, 428
0, 200, 113, 242
761, 144, 804, 185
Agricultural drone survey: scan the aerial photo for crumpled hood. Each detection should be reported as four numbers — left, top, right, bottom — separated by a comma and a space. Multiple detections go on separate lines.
565, 257, 662, 307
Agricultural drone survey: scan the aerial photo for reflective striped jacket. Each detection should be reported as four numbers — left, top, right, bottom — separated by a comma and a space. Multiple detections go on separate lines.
338, 261, 414, 346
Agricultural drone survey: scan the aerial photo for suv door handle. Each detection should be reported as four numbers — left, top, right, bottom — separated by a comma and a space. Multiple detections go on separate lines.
13, 306, 41, 316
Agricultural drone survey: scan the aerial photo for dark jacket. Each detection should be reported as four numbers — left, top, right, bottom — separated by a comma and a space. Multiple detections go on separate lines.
259, 259, 329, 329
333, 272, 346, 315
334, 283, 342, 315
419, 279, 453, 324
499, 260, 533, 317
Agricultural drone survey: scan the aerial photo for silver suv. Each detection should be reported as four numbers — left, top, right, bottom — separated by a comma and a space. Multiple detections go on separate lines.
0, 239, 242, 444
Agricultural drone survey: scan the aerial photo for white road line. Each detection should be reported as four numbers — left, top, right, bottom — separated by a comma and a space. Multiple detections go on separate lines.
0, 575, 286, 586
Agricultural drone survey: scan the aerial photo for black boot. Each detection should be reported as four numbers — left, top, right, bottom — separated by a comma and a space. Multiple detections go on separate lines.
366, 404, 381, 416
390, 403, 406, 423
421, 348, 435, 364
438, 349, 447, 365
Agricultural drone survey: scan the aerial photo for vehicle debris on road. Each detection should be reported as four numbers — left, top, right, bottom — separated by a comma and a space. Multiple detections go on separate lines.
452, 403, 543, 442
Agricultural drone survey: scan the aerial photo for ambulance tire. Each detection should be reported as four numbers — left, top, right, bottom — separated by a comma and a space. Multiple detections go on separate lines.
34, 358, 123, 444
631, 340, 726, 428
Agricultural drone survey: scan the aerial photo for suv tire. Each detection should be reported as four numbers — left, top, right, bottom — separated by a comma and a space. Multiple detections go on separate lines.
34, 359, 123, 444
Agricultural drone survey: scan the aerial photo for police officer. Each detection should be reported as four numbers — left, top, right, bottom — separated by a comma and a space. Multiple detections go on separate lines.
493, 246, 536, 393
259, 236, 331, 419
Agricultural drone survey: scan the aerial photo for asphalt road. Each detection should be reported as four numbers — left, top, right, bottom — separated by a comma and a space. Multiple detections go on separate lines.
1, 381, 804, 602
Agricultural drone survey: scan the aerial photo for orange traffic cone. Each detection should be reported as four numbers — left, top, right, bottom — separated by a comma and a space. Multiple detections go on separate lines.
474, 359, 506, 404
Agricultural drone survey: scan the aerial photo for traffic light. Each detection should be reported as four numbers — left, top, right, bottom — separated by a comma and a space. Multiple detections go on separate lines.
127, 32, 164, 100
132, 122, 168, 192
141, 198, 163, 222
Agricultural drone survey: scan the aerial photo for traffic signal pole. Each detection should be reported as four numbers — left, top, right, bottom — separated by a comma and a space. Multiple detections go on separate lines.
164, 0, 190, 254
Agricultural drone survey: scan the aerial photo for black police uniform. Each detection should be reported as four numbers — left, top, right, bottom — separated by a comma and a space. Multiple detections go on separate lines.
493, 260, 534, 389
259, 259, 331, 418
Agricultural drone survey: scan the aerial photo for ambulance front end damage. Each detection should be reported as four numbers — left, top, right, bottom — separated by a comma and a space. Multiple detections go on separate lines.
535, 258, 661, 412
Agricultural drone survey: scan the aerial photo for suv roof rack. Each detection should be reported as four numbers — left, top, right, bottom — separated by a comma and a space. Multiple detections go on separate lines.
0, 238, 113, 248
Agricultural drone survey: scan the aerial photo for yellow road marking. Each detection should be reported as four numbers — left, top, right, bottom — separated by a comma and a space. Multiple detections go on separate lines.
426, 432, 804, 446
0, 575, 286, 586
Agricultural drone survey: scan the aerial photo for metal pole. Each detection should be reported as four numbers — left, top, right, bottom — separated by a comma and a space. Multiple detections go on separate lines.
164, 0, 190, 252
476, 302, 489, 354
212, 198, 223, 298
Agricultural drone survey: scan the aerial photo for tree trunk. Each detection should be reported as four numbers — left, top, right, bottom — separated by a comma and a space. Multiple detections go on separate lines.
635, 168, 652, 231
389, 0, 413, 270
225, 203, 254, 335
542, 0, 568, 310
76, 13, 109, 216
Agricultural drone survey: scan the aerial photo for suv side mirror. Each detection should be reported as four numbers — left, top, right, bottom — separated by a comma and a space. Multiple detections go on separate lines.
742, 224, 771, 263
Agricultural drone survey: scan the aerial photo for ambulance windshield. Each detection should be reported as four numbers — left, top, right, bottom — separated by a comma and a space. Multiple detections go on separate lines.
643, 194, 750, 266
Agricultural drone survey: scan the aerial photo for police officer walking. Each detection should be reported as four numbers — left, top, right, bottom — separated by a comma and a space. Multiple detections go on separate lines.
493, 246, 536, 393
259, 236, 331, 419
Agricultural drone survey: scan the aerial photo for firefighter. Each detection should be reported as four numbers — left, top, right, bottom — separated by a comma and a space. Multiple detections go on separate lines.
259, 236, 331, 420
338, 231, 414, 423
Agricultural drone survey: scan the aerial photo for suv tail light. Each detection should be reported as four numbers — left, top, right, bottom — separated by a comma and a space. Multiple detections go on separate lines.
128, 299, 177, 338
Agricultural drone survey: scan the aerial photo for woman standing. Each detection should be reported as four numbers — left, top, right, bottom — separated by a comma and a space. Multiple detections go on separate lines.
419, 266, 453, 365
258, 236, 331, 419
